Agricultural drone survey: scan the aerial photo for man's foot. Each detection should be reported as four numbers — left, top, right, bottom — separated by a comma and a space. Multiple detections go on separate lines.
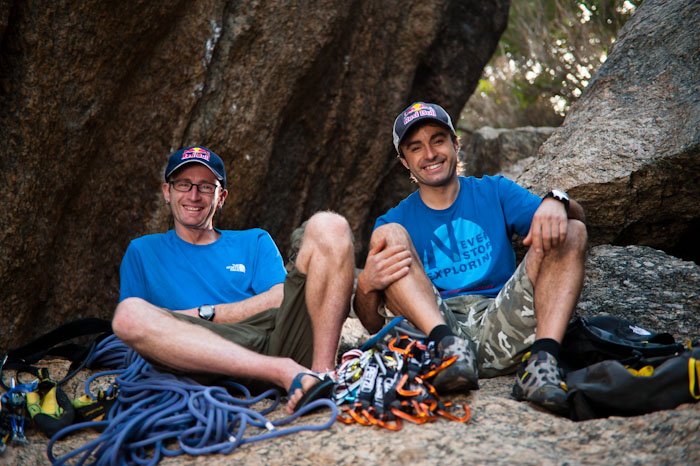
432, 335, 479, 392
286, 371, 335, 414
512, 351, 568, 414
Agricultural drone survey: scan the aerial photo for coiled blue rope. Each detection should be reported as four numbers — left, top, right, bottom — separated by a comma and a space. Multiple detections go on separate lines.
48, 335, 337, 465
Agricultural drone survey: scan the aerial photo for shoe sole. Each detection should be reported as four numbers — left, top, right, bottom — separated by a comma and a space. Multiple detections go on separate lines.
513, 384, 568, 414
433, 363, 479, 393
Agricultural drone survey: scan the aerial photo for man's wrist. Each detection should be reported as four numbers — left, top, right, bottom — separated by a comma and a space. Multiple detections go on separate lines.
543, 189, 570, 213
197, 304, 216, 321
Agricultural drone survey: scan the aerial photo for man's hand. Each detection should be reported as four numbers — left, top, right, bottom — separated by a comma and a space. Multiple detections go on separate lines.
354, 236, 412, 334
357, 237, 412, 293
523, 198, 569, 254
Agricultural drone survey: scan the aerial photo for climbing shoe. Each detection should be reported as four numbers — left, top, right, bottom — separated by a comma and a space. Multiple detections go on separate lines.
73, 383, 118, 423
26, 369, 75, 438
432, 335, 479, 393
512, 351, 569, 414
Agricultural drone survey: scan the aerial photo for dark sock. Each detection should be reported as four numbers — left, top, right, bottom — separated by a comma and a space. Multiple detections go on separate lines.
531, 338, 561, 361
428, 324, 454, 346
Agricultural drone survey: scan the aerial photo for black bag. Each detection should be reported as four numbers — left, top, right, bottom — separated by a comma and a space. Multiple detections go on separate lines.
565, 347, 700, 421
560, 315, 686, 372
1, 318, 113, 389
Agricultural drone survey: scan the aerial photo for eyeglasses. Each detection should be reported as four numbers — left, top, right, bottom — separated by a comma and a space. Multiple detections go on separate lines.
169, 180, 220, 195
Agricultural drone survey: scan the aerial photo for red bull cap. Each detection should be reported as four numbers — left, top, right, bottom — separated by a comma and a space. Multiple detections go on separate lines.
392, 102, 456, 154
164, 146, 226, 187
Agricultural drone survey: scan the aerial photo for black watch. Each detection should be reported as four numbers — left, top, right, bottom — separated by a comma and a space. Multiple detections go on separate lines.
543, 189, 570, 213
197, 304, 216, 321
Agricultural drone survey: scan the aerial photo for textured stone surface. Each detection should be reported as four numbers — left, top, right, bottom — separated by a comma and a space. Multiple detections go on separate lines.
461, 126, 555, 179
578, 245, 700, 341
8, 245, 699, 465
0, 0, 508, 349
516, 0, 700, 263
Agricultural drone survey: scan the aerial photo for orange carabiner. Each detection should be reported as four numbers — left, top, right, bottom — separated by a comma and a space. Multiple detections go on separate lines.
420, 355, 457, 380
346, 406, 373, 426
438, 403, 471, 423
375, 416, 403, 431
411, 400, 438, 421
395, 373, 422, 397
390, 406, 430, 424
336, 408, 357, 425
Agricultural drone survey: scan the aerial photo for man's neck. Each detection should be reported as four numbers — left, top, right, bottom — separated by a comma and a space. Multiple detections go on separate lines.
418, 176, 461, 210
175, 225, 220, 245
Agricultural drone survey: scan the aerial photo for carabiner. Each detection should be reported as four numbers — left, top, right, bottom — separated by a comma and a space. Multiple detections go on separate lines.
420, 355, 457, 380
438, 402, 471, 423
395, 373, 422, 397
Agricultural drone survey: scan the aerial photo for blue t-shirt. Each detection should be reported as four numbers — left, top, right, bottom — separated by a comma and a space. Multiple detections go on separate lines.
375, 176, 540, 298
119, 229, 286, 310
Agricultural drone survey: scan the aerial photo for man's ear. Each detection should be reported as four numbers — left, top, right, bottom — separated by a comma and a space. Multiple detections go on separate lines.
399, 156, 409, 170
162, 182, 171, 204
218, 188, 228, 209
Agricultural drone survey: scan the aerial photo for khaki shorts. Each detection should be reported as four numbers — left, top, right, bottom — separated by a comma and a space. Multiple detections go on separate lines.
440, 260, 536, 377
382, 260, 536, 378
168, 265, 314, 369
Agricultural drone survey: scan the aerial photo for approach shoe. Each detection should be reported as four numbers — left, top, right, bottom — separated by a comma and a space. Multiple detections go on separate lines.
512, 351, 568, 414
432, 335, 479, 393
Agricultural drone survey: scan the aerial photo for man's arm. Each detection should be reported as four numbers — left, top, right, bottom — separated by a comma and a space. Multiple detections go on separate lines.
353, 237, 411, 334
523, 196, 586, 254
175, 283, 284, 324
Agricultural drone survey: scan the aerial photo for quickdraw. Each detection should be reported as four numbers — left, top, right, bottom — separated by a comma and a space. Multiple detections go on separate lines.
0, 378, 37, 448
334, 334, 471, 431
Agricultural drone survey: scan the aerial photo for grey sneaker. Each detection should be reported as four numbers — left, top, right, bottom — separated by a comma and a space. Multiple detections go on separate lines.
432, 335, 479, 392
512, 351, 568, 414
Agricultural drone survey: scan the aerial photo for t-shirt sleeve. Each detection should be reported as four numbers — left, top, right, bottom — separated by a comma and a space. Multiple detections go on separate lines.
497, 176, 542, 237
251, 231, 286, 294
119, 242, 147, 302
374, 204, 402, 231
373, 214, 389, 230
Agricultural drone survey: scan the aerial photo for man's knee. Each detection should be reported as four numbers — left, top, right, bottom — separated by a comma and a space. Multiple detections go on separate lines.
304, 211, 353, 252
112, 297, 152, 344
567, 219, 588, 255
371, 223, 412, 248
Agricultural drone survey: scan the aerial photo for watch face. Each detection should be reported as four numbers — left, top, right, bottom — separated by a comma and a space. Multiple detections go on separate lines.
199, 305, 215, 320
551, 189, 569, 201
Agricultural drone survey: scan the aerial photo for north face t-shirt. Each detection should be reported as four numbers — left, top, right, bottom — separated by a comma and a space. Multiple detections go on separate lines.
119, 229, 286, 309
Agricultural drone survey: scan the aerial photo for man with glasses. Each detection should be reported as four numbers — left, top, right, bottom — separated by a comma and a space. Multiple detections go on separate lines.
113, 146, 355, 413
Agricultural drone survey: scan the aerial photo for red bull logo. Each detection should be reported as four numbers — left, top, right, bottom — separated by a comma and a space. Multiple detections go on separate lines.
181, 147, 211, 161
403, 103, 437, 125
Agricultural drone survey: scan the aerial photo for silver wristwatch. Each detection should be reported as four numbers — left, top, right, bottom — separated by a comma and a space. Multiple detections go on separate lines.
543, 189, 570, 212
197, 304, 216, 321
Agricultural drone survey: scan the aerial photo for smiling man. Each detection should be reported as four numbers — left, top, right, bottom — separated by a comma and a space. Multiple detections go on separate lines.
353, 103, 588, 414
113, 146, 355, 413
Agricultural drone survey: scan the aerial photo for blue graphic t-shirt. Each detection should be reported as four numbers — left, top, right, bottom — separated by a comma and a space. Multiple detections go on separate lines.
119, 229, 286, 310
375, 176, 540, 298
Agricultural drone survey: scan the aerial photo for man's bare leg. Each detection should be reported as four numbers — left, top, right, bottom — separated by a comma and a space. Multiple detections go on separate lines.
525, 220, 588, 342
112, 299, 305, 390
512, 219, 587, 413
293, 212, 355, 371
372, 223, 445, 334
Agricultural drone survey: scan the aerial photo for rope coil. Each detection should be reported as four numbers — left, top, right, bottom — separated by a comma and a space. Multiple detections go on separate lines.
48, 335, 337, 465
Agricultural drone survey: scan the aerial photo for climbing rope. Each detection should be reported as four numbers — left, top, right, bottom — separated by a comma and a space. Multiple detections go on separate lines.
48, 335, 337, 465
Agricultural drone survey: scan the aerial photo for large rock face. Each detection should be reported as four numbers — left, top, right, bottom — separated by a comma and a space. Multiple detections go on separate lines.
0, 0, 508, 349
516, 0, 700, 263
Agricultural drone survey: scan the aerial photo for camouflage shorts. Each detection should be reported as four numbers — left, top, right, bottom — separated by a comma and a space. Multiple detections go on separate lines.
438, 261, 536, 378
